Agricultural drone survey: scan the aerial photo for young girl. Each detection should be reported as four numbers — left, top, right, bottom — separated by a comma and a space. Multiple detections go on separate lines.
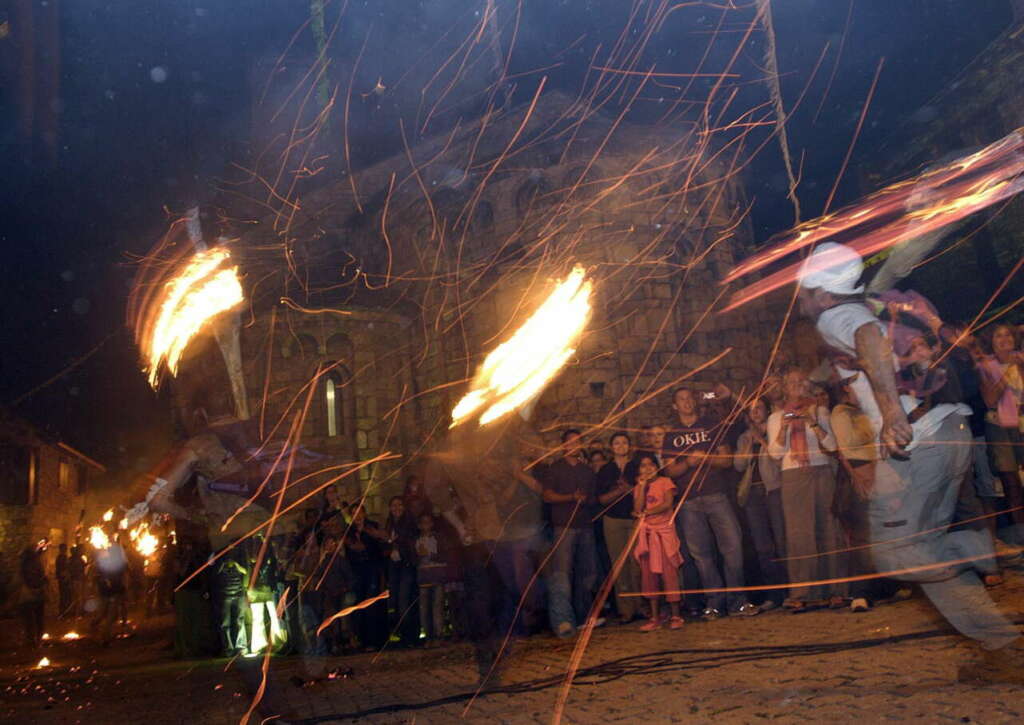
415, 513, 447, 643
632, 453, 684, 631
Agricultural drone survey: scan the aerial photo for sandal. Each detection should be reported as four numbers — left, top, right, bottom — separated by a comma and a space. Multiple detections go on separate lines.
784, 599, 807, 613
668, 616, 685, 630
984, 573, 1004, 588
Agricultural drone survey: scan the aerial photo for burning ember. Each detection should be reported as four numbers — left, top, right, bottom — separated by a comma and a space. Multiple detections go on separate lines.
139, 247, 244, 388
89, 526, 110, 550
35, 657, 50, 669
129, 522, 159, 558
450, 265, 594, 427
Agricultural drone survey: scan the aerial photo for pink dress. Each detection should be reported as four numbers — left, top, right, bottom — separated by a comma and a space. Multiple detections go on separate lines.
633, 477, 683, 602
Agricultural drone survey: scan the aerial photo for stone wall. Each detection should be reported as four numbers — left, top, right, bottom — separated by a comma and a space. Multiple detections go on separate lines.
0, 432, 93, 610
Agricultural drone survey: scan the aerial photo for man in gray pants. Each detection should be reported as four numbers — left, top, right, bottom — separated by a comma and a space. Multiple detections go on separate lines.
797, 242, 1022, 683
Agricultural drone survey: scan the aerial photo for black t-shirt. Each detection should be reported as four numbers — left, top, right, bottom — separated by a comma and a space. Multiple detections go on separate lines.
595, 460, 633, 519
662, 415, 729, 498
542, 457, 597, 528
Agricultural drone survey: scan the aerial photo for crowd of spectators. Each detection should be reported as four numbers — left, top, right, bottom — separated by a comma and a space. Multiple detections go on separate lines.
18, 313, 1024, 665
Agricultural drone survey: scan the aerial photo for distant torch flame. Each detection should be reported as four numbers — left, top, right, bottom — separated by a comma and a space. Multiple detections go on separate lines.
142, 247, 243, 388
130, 523, 159, 558
450, 265, 593, 428
36, 657, 50, 669
62, 631, 81, 641
89, 526, 110, 550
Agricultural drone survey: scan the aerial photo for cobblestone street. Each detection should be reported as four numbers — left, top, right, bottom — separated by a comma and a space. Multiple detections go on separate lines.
3, 567, 1023, 724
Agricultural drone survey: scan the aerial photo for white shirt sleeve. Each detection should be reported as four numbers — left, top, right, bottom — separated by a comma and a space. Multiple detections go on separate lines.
766, 411, 785, 460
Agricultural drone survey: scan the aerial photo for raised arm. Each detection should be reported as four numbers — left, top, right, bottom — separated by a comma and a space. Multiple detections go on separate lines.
854, 322, 912, 455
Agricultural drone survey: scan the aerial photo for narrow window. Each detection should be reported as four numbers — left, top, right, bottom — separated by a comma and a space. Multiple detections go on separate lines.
326, 377, 338, 437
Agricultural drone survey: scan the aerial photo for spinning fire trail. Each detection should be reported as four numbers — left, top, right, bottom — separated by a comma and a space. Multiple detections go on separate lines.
721, 127, 1024, 312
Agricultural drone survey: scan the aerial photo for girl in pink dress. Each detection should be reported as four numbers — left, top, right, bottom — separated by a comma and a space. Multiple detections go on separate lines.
632, 454, 684, 631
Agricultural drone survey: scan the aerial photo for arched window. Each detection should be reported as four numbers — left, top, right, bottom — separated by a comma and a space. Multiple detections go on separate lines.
317, 366, 352, 439
325, 374, 341, 437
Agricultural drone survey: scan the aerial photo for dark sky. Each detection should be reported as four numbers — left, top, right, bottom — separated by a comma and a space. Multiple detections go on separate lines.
0, 0, 1015, 467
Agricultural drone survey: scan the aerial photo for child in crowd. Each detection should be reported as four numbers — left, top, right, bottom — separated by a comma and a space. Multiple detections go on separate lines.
632, 453, 684, 631
416, 513, 447, 643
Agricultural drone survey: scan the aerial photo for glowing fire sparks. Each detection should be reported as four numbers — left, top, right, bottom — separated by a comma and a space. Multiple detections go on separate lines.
449, 265, 594, 428
89, 526, 110, 550
141, 247, 244, 388
130, 522, 159, 558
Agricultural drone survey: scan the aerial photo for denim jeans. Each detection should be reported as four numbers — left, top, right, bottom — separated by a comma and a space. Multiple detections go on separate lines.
870, 415, 1019, 650
680, 493, 748, 613
743, 484, 787, 593
546, 525, 598, 632
492, 533, 544, 636
217, 593, 248, 654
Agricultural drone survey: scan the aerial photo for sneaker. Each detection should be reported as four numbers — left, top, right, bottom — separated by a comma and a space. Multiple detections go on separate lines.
668, 616, 685, 630
849, 597, 870, 613
733, 603, 760, 617
639, 619, 662, 632
555, 621, 574, 638
701, 608, 722, 622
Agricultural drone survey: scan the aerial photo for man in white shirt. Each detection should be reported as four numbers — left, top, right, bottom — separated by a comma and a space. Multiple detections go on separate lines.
797, 242, 1022, 683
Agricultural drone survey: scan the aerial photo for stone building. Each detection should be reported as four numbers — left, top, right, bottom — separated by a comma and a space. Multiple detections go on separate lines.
173, 93, 781, 513
0, 411, 103, 608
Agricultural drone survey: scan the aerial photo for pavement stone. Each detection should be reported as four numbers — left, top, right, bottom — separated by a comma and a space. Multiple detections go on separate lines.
1, 566, 1022, 724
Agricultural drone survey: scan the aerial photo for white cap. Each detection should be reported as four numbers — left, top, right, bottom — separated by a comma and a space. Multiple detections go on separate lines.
797, 242, 864, 294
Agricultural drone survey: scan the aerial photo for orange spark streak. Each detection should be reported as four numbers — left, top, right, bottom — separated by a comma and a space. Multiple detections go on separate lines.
316, 591, 389, 636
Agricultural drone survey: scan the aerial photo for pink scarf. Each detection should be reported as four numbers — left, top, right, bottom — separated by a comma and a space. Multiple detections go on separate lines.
784, 397, 816, 467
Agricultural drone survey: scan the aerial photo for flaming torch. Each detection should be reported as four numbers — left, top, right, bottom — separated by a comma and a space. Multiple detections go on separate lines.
88, 525, 110, 551
138, 247, 244, 388
130, 522, 159, 559
450, 265, 594, 427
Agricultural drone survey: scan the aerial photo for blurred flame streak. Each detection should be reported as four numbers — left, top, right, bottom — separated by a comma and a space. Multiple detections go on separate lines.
141, 248, 244, 388
449, 265, 593, 428
88, 526, 110, 550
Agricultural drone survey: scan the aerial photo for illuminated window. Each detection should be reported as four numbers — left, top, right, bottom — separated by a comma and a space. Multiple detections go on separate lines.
325, 376, 338, 437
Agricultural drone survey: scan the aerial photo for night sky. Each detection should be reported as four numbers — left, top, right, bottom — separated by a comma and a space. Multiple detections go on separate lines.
0, 0, 1015, 474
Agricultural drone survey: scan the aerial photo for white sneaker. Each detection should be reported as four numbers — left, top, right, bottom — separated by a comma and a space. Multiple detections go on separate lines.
850, 597, 870, 613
